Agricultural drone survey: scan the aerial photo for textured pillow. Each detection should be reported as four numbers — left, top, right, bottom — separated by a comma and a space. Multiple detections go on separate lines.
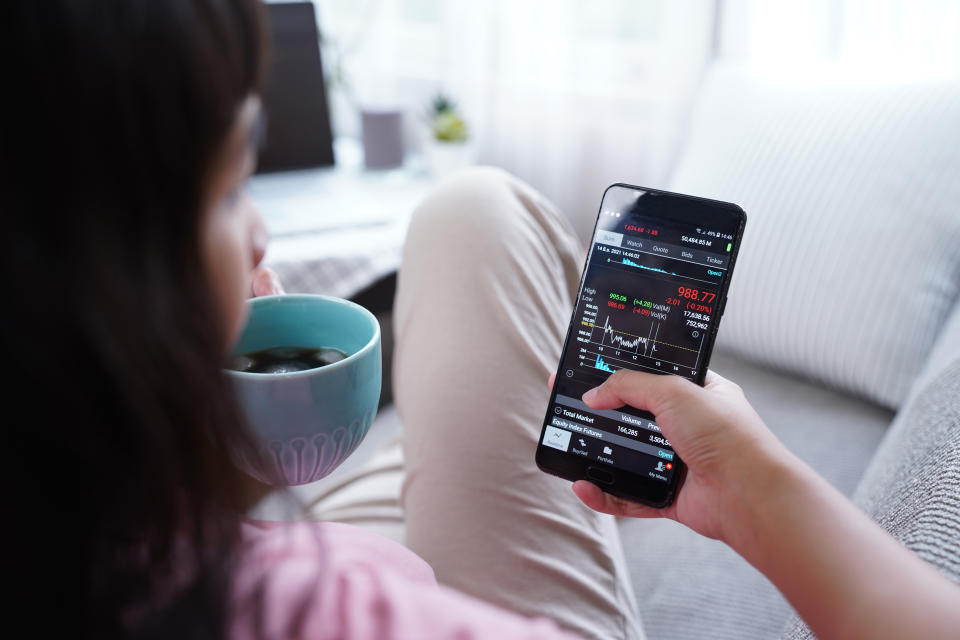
780, 317, 960, 639
668, 65, 960, 409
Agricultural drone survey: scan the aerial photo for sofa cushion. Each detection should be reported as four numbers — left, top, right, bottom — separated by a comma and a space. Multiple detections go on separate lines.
781, 302, 960, 639
668, 64, 960, 409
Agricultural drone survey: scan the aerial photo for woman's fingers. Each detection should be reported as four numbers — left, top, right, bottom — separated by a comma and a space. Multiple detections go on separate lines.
547, 372, 556, 390
582, 369, 695, 414
571, 481, 660, 518
251, 266, 285, 297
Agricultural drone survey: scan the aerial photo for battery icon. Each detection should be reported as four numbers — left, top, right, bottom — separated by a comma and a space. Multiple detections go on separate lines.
726, 242, 732, 252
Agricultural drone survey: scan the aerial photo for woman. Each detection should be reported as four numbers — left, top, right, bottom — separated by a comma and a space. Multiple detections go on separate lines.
5, 1, 958, 639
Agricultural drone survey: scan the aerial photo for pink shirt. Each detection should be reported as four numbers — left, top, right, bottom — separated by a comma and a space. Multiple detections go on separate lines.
233, 521, 581, 639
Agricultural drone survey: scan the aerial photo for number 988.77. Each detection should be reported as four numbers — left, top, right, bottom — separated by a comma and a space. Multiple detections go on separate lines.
677, 287, 715, 303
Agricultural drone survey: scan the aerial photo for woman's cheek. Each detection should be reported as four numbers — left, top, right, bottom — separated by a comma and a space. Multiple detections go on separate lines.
225, 218, 254, 344
203, 207, 253, 347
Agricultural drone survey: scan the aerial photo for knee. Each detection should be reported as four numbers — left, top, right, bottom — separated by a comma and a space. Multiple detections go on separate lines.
438, 165, 515, 198
401, 166, 580, 296
407, 166, 525, 246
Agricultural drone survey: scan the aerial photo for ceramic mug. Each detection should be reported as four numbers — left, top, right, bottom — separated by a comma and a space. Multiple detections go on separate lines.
227, 294, 381, 485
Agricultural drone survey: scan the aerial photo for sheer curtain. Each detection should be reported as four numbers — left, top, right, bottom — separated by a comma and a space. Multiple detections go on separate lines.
307, 0, 959, 238
719, 0, 960, 81
314, 0, 715, 239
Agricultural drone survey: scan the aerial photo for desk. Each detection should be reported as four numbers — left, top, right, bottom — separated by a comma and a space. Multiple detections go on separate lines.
250, 138, 436, 299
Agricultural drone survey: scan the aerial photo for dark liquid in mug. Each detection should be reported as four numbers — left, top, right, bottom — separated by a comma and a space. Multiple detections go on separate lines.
230, 346, 349, 374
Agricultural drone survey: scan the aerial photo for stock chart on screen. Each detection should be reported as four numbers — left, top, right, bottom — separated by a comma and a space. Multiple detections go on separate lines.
561, 222, 728, 388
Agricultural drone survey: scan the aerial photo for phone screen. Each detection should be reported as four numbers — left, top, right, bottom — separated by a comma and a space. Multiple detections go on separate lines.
537, 184, 745, 506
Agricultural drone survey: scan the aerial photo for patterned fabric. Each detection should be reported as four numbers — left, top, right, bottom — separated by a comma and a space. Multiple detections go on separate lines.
264, 221, 408, 299
781, 300, 960, 638
781, 357, 960, 639
668, 65, 960, 409
856, 361, 960, 582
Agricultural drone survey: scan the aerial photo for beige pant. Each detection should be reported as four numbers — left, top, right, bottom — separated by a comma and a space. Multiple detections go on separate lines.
393, 168, 642, 640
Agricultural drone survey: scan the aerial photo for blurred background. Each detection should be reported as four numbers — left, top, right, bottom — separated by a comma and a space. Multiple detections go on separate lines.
254, 0, 960, 424
285, 0, 960, 239
255, 7, 960, 635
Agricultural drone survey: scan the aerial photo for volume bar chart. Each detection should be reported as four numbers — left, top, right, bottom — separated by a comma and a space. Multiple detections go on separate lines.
622, 257, 672, 276
594, 354, 615, 373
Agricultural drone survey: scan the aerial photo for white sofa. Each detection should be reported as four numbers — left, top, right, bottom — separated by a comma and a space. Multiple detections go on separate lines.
617, 64, 960, 639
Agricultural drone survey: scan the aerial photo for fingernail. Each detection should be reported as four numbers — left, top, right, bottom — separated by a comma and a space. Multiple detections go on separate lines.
582, 388, 598, 404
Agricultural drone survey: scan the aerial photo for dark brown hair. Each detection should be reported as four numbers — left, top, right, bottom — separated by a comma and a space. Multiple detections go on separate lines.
3, 1, 268, 637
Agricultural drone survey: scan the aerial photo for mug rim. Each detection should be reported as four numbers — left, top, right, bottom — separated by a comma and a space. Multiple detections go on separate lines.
226, 293, 380, 380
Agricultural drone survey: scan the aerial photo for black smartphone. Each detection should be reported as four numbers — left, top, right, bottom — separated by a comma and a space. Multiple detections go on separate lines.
536, 184, 746, 508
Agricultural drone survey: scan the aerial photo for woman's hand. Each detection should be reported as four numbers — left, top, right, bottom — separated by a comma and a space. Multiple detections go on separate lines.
250, 266, 285, 297
561, 370, 960, 639
566, 369, 793, 542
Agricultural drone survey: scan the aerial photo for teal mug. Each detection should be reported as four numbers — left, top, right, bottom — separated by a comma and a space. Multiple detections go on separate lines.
227, 294, 381, 485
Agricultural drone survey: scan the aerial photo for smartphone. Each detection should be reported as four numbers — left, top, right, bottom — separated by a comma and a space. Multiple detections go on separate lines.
536, 184, 746, 508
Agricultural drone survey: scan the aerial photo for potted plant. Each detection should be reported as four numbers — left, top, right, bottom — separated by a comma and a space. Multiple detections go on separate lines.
424, 93, 475, 178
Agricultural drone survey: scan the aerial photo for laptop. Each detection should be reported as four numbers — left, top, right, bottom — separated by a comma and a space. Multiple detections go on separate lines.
256, 1, 335, 173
